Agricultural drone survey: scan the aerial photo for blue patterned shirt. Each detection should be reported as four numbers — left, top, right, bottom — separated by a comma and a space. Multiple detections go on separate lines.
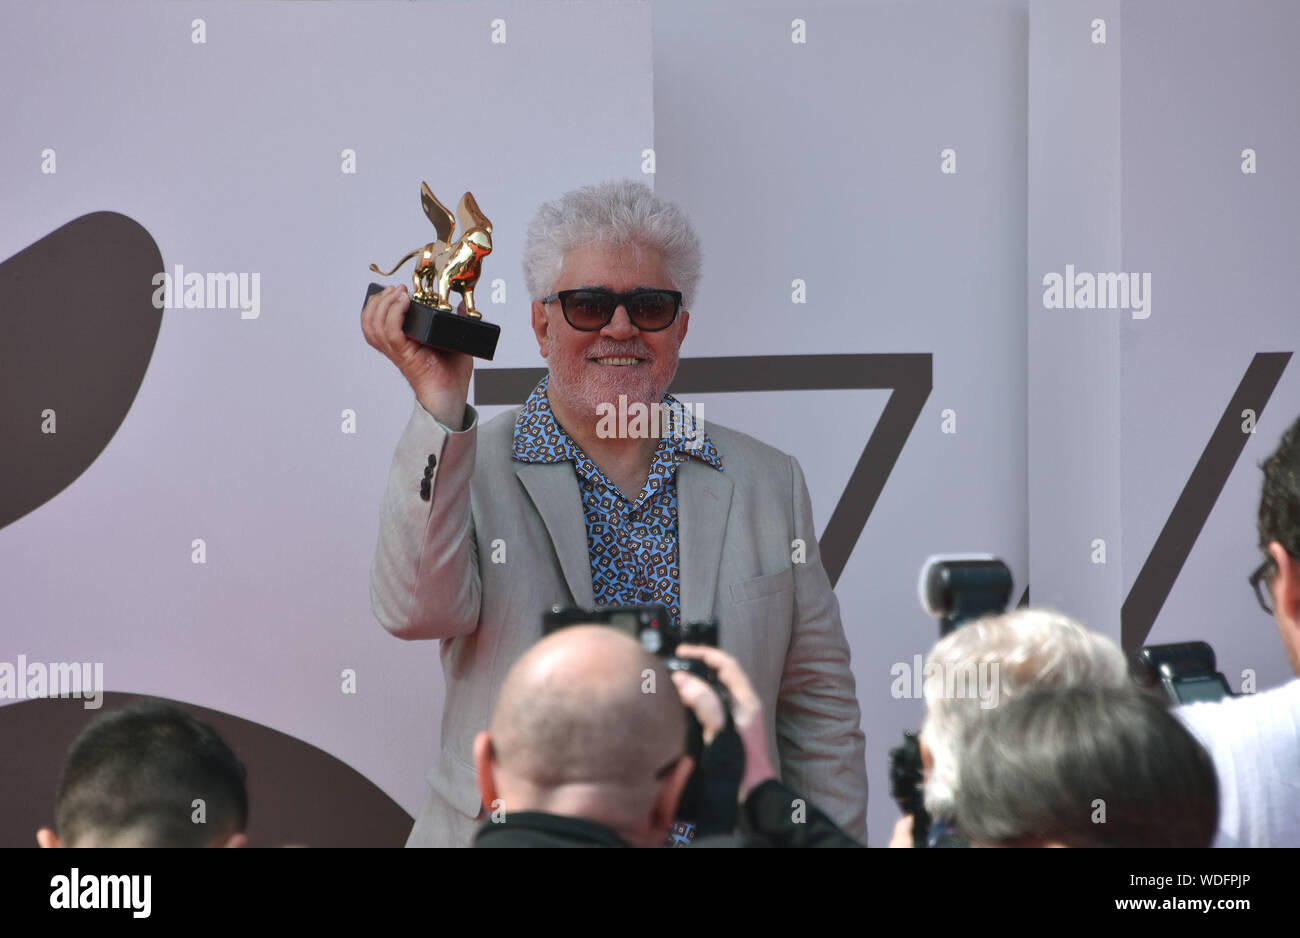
511, 374, 723, 628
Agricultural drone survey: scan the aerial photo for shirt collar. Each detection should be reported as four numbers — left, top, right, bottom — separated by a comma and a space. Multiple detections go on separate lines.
512, 373, 722, 472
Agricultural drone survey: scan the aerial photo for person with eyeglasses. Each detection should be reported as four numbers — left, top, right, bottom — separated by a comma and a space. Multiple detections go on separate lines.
1175, 413, 1300, 847
361, 180, 868, 848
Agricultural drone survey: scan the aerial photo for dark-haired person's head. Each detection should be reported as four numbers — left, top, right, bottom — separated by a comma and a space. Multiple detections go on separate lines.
1254, 414, 1300, 675
37, 701, 248, 848
955, 685, 1217, 848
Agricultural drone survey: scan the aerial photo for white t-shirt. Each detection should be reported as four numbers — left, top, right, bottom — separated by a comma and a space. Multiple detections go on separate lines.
1176, 677, 1300, 848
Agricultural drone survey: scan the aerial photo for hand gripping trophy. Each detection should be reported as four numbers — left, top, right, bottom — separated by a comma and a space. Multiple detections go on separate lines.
364, 183, 501, 359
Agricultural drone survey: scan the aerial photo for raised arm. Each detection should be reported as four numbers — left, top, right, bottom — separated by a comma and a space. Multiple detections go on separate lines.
363, 285, 481, 639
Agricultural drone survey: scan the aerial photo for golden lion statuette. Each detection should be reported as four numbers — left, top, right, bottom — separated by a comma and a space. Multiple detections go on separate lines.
370, 184, 493, 318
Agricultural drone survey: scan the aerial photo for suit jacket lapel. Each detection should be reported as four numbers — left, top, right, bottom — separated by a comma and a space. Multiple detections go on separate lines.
678, 460, 734, 622
516, 462, 595, 608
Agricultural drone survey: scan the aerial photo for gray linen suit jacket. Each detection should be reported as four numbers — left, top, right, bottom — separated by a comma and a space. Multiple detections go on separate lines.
370, 396, 869, 847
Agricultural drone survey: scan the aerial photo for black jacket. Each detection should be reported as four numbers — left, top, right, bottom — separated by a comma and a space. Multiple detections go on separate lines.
474, 811, 632, 847
471, 779, 860, 848
695, 778, 862, 848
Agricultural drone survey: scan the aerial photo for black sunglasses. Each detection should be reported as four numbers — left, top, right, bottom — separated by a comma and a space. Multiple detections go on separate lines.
541, 288, 683, 332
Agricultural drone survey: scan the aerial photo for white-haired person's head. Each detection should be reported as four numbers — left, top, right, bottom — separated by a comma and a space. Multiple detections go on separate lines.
919, 608, 1130, 821
522, 180, 702, 309
523, 180, 703, 429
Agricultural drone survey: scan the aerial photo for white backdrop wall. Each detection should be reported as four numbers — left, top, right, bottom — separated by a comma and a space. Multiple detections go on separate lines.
651, 0, 1030, 846
2, 0, 1294, 849
1028, 0, 1299, 702
0, 0, 655, 836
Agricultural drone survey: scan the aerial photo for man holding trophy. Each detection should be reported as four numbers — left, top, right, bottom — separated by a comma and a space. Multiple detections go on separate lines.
361, 179, 868, 847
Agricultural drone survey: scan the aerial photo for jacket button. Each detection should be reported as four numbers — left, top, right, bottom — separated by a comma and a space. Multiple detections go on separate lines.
419, 481, 431, 501
427, 454, 437, 467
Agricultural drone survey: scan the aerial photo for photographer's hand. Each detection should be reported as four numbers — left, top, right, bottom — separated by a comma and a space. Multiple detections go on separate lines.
672, 645, 777, 800
670, 670, 727, 745
360, 285, 475, 428
889, 814, 915, 848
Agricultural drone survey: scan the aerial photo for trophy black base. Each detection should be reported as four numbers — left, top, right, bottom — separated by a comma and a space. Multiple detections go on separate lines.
365, 283, 499, 360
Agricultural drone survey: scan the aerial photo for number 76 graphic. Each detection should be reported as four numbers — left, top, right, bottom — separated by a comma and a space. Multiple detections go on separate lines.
476, 350, 1293, 652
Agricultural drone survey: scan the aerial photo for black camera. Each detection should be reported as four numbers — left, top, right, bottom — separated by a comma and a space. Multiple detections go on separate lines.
542, 603, 720, 684
918, 555, 1014, 637
892, 556, 1015, 847
1133, 641, 1234, 705
888, 731, 927, 821
541, 604, 739, 840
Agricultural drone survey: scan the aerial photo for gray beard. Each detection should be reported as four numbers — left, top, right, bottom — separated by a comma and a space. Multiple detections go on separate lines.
545, 353, 671, 426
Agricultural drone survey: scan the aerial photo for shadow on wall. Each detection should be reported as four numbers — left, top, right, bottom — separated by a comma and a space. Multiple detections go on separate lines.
0, 692, 413, 848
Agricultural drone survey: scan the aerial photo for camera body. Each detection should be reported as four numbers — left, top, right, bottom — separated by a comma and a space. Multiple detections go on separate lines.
1134, 641, 1234, 704
893, 556, 1016, 846
889, 731, 927, 819
542, 603, 720, 684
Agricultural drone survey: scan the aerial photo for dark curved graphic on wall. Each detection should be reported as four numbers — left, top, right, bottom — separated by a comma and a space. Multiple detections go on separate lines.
0, 692, 413, 847
475, 354, 933, 587
0, 213, 163, 530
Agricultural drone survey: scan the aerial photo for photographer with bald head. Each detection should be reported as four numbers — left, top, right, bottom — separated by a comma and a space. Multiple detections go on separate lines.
472, 625, 859, 847
472, 626, 692, 847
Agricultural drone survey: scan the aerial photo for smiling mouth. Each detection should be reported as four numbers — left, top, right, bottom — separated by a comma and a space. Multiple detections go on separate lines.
591, 356, 646, 365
